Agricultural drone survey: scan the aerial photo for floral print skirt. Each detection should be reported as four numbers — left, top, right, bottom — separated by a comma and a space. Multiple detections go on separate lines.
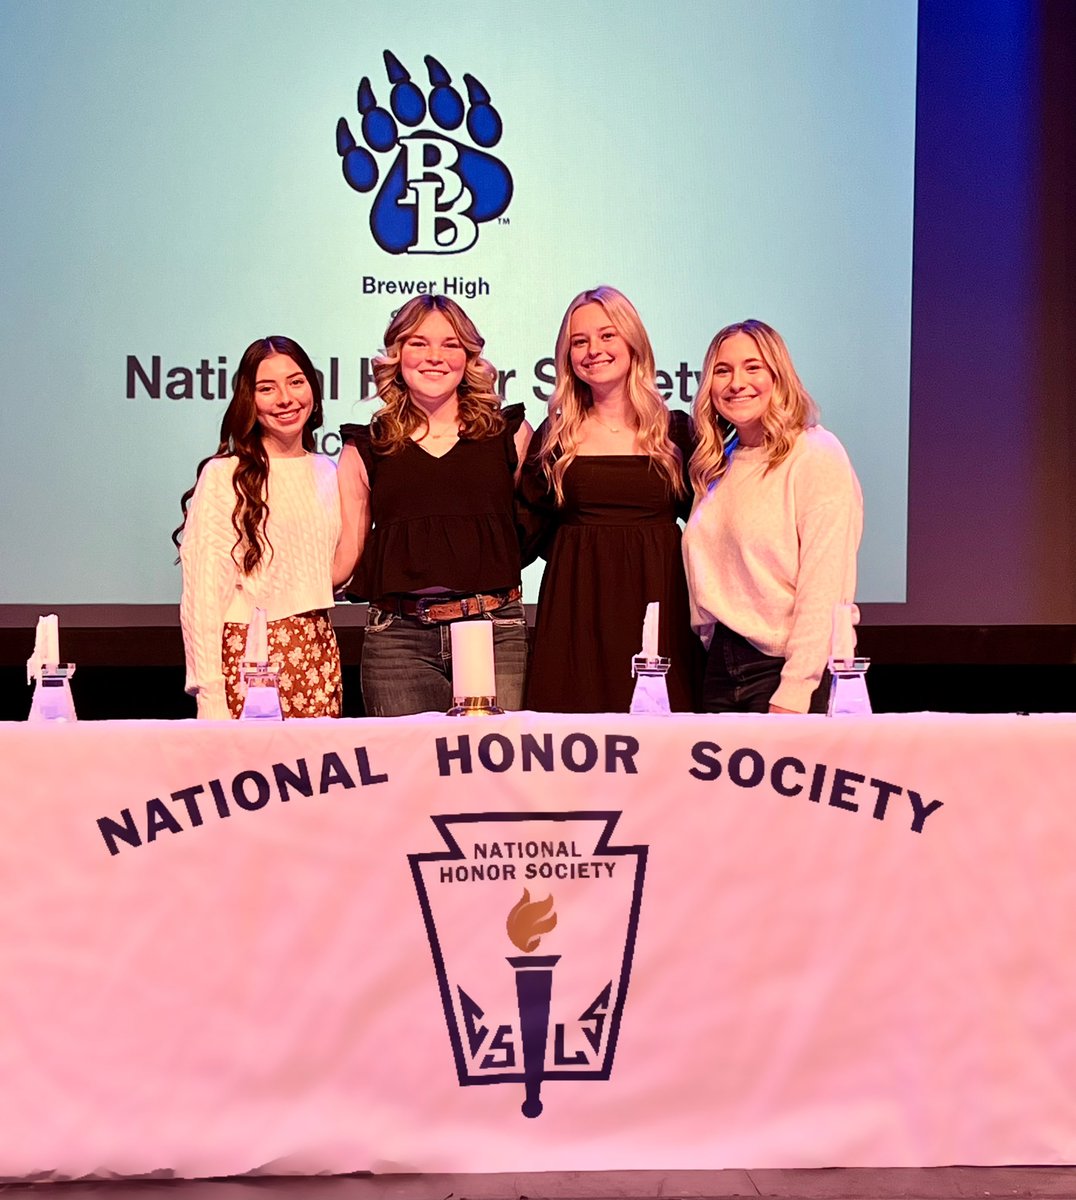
222, 609, 342, 719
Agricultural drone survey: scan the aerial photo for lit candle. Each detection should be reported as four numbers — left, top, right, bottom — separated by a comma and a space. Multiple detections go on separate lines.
244, 607, 269, 663
450, 620, 496, 698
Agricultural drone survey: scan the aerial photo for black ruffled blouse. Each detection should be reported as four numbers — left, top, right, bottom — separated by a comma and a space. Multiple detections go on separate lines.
340, 403, 525, 599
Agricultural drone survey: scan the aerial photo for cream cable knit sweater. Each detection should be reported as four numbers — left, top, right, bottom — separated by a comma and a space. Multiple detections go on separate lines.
179, 454, 340, 719
682, 426, 863, 712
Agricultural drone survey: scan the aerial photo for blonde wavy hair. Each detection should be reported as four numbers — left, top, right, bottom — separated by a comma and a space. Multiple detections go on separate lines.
370, 295, 505, 453
537, 286, 684, 505
690, 319, 819, 496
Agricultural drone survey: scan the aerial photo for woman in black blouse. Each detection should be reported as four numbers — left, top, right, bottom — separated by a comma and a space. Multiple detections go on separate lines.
337, 295, 532, 716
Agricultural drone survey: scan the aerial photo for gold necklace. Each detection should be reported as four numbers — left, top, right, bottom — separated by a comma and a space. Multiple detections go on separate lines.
589, 410, 628, 434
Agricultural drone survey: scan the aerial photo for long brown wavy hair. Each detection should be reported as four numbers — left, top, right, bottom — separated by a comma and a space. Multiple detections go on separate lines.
689, 319, 818, 497
172, 336, 324, 574
369, 295, 504, 453
537, 287, 684, 505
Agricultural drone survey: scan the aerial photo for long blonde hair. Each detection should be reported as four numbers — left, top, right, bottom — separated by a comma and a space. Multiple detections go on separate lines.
370, 295, 504, 453
689, 319, 819, 496
537, 286, 684, 504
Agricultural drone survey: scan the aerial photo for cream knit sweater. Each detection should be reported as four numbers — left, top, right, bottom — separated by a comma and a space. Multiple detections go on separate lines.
179, 454, 340, 719
682, 426, 863, 712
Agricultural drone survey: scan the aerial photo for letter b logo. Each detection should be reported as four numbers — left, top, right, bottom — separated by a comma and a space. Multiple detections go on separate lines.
402, 137, 479, 253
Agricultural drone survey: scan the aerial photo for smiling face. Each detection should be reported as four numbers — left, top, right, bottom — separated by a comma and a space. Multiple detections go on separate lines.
709, 330, 774, 446
399, 310, 468, 408
253, 354, 314, 455
567, 302, 632, 396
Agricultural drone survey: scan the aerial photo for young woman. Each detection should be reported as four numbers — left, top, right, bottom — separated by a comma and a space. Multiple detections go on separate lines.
175, 336, 346, 719
336, 295, 532, 716
519, 286, 699, 712
683, 319, 863, 713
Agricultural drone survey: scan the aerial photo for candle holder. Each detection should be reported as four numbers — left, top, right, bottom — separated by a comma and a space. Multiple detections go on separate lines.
447, 694, 503, 717
28, 664, 78, 723
826, 656, 872, 716
240, 661, 283, 721
630, 655, 671, 716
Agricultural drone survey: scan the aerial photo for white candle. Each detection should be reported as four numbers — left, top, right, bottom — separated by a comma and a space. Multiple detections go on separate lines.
27, 613, 60, 682
245, 607, 269, 663
40, 614, 59, 667
451, 620, 496, 698
830, 603, 857, 664
641, 602, 660, 658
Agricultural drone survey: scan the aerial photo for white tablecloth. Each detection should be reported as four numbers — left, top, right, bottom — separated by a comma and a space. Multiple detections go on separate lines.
1, 712, 1074, 1179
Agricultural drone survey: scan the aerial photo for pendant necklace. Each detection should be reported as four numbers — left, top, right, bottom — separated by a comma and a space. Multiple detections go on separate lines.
589, 410, 626, 434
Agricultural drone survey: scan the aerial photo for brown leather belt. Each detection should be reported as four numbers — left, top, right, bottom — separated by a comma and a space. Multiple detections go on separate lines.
373, 587, 521, 624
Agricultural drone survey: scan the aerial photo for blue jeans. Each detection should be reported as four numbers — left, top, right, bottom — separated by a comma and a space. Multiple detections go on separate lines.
702, 622, 829, 714
360, 599, 528, 717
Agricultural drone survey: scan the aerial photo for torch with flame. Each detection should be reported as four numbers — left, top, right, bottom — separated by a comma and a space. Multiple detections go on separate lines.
505, 889, 560, 1117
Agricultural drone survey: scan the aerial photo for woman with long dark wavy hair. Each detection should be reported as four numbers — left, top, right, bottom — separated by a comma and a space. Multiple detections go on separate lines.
335, 295, 532, 716
174, 336, 349, 719
518, 286, 700, 712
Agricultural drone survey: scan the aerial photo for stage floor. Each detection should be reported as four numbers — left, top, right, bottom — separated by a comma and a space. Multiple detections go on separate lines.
2, 1167, 1076, 1199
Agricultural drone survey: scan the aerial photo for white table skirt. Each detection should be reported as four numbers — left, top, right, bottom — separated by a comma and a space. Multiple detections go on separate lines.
1, 712, 1074, 1179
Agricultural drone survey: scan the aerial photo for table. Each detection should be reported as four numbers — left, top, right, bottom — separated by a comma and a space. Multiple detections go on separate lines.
1, 712, 1075, 1180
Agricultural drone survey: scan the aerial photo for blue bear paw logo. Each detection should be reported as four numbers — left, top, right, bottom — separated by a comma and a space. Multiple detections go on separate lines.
336, 50, 513, 255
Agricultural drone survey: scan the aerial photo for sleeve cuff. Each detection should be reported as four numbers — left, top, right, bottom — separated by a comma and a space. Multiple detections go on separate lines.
193, 684, 232, 721
770, 676, 818, 714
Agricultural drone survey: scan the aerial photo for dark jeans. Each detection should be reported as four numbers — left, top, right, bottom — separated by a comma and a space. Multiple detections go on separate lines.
702, 622, 829, 714
361, 599, 528, 717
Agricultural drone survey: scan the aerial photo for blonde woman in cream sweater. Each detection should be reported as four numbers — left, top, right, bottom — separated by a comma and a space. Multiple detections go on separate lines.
682, 320, 862, 714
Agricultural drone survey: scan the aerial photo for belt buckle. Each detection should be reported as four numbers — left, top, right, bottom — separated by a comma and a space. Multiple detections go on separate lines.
459, 596, 473, 618
415, 597, 434, 624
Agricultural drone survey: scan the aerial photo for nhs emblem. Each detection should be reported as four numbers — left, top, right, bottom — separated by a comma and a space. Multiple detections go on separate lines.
409, 811, 647, 1117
